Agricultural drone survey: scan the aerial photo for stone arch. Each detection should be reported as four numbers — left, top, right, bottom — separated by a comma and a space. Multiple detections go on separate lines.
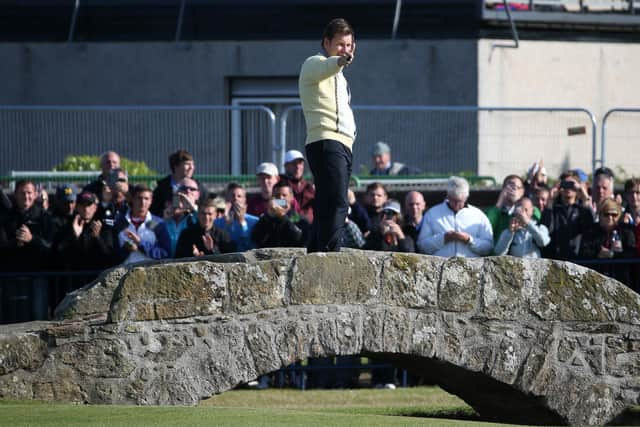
1, 249, 640, 426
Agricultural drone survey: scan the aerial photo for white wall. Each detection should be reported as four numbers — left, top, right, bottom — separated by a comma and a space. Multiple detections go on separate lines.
477, 39, 640, 182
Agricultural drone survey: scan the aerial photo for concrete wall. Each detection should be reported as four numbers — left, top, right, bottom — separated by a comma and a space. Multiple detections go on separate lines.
2, 39, 638, 182
0, 40, 477, 176
0, 41, 476, 105
477, 39, 640, 182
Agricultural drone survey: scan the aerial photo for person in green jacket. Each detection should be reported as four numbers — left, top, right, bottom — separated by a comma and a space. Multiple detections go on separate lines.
486, 174, 540, 246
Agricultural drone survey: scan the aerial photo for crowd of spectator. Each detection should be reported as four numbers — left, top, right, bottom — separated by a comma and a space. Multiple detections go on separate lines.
2, 145, 640, 390
1, 148, 639, 322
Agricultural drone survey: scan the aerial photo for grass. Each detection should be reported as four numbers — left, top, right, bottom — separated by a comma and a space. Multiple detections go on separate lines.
4, 386, 640, 426
0, 386, 533, 427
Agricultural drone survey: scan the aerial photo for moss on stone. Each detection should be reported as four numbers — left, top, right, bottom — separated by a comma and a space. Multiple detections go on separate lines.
481, 257, 527, 320
390, 252, 420, 272
109, 263, 225, 322
439, 257, 479, 313
226, 261, 286, 314
539, 262, 610, 321
490, 256, 525, 290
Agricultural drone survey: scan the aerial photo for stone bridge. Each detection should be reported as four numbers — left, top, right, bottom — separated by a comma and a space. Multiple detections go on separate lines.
1, 248, 640, 426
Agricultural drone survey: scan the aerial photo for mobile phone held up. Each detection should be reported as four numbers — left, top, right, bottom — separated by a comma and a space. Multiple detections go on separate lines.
172, 193, 181, 208
274, 199, 287, 208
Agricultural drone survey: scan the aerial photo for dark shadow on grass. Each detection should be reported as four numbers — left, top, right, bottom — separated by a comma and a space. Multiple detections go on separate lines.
363, 352, 568, 426
609, 407, 640, 426
387, 407, 482, 422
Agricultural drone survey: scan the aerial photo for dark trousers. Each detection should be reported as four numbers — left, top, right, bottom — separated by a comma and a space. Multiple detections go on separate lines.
305, 139, 352, 252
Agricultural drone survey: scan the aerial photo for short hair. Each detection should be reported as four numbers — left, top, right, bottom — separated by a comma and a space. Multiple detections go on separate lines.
14, 179, 35, 192
502, 174, 524, 188
447, 176, 470, 199
100, 150, 119, 163
130, 183, 152, 198
515, 196, 532, 208
535, 184, 550, 194
273, 181, 291, 194
199, 197, 218, 211
559, 170, 580, 182
624, 178, 640, 193
321, 18, 355, 46
169, 149, 193, 172
366, 182, 388, 196
225, 182, 244, 200
594, 166, 615, 180
593, 172, 614, 187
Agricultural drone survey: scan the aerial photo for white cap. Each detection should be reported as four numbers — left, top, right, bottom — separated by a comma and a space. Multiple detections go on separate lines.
256, 162, 279, 177
382, 200, 401, 214
284, 150, 304, 164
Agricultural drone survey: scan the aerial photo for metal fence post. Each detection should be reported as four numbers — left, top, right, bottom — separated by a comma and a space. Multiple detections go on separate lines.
280, 106, 299, 170
280, 105, 597, 181
601, 108, 640, 173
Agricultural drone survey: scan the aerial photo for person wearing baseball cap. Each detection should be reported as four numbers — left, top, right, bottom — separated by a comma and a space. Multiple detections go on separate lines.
370, 141, 418, 176
248, 162, 280, 217
52, 190, 116, 273
280, 149, 316, 222
363, 199, 415, 253
50, 183, 78, 237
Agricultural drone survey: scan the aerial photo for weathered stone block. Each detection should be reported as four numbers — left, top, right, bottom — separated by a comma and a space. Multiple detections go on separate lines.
289, 252, 378, 305
438, 257, 482, 312
54, 266, 127, 321
0, 334, 47, 375
481, 256, 527, 320
226, 261, 287, 314
380, 253, 440, 309
58, 340, 135, 378
109, 262, 227, 321
406, 312, 438, 358
532, 261, 640, 323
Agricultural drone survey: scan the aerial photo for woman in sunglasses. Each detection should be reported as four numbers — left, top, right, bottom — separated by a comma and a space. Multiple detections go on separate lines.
541, 170, 593, 260
579, 198, 636, 284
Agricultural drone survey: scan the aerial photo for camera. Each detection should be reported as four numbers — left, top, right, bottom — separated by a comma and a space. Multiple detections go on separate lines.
383, 210, 395, 220
560, 180, 576, 190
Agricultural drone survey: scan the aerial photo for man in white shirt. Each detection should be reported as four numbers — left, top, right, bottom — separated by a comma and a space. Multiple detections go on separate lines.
417, 176, 493, 257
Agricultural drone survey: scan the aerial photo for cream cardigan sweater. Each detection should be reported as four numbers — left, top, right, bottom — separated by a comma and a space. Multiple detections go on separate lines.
298, 53, 356, 150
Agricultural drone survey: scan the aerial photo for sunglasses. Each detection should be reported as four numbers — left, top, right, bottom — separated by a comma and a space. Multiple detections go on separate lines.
179, 186, 198, 192
600, 212, 619, 218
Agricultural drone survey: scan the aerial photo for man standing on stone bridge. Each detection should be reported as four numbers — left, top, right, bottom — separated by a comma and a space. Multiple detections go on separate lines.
299, 18, 356, 252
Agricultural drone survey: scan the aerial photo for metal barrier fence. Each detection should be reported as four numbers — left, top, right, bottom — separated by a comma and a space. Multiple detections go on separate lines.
0, 104, 607, 183
281, 106, 597, 181
601, 108, 640, 178
0, 105, 277, 177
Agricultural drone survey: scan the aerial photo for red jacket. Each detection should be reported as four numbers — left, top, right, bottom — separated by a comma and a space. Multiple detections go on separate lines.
279, 175, 315, 223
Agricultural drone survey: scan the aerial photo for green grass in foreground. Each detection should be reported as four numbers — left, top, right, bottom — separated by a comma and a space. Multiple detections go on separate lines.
0, 386, 493, 427
1, 386, 639, 427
